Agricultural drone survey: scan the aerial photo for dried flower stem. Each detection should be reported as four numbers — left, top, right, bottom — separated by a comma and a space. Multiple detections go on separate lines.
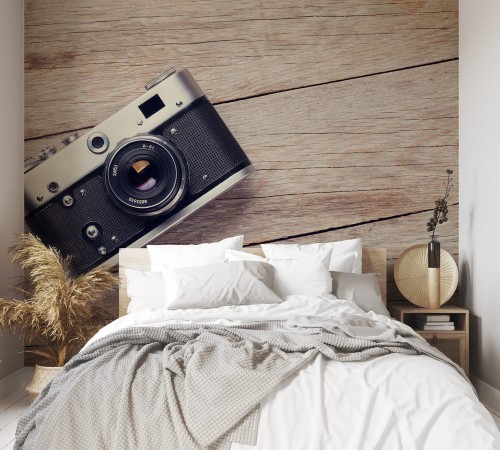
426, 169, 454, 240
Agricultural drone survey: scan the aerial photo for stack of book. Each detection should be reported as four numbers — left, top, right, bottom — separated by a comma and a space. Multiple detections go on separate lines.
413, 313, 455, 331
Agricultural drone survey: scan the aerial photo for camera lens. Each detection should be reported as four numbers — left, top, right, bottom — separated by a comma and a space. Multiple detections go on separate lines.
128, 159, 159, 191
103, 135, 187, 217
91, 136, 105, 149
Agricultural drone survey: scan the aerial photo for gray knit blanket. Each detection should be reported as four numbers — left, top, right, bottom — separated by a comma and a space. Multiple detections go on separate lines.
15, 317, 464, 450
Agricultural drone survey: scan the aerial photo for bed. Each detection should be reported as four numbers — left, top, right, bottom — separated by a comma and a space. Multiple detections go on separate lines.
15, 243, 500, 450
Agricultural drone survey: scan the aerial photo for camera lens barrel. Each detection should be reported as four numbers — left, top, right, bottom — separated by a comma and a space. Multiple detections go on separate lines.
103, 134, 187, 217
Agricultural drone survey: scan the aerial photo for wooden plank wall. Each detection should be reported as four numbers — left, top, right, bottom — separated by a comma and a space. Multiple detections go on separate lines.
25, 0, 458, 320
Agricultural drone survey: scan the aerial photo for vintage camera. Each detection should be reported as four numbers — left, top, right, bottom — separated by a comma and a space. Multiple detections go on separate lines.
25, 68, 254, 274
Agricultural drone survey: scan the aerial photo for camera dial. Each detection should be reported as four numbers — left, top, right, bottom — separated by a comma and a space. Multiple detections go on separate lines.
103, 134, 187, 217
145, 67, 176, 90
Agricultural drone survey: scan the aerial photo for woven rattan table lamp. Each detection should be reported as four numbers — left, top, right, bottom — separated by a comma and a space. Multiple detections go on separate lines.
394, 244, 459, 308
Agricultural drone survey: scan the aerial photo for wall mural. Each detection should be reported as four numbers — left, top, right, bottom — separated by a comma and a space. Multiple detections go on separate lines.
24, 0, 458, 347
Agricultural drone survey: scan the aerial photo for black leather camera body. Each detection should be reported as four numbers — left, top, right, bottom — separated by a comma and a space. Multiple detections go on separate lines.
24, 68, 254, 274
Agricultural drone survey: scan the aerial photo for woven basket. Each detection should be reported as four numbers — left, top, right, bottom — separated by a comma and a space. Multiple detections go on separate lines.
25, 365, 62, 402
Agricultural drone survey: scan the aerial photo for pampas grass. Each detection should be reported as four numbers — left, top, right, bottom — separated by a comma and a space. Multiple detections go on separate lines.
0, 234, 117, 366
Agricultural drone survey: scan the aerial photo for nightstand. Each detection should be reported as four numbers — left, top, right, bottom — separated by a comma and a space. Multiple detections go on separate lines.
388, 302, 469, 376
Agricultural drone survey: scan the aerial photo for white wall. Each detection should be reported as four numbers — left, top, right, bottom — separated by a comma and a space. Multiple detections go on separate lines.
460, 0, 500, 390
0, 0, 24, 380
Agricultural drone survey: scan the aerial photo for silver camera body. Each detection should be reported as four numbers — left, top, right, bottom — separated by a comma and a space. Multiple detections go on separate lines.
25, 68, 254, 274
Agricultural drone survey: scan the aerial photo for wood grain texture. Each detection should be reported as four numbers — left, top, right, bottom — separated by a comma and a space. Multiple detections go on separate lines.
24, 0, 458, 343
25, 63, 458, 244
150, 62, 458, 244
24, 0, 457, 138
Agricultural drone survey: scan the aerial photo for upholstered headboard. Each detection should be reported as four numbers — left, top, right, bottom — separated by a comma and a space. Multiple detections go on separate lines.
118, 247, 387, 317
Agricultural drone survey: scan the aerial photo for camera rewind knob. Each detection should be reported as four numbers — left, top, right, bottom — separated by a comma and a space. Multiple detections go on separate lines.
62, 132, 80, 146
145, 68, 176, 90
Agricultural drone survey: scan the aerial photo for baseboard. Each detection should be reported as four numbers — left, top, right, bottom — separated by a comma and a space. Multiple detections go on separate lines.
472, 375, 500, 416
0, 367, 33, 400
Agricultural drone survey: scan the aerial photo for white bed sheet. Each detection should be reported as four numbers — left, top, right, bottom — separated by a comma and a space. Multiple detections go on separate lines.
86, 295, 500, 450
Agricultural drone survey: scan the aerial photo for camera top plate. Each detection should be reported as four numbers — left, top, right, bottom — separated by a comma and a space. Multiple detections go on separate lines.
24, 68, 204, 214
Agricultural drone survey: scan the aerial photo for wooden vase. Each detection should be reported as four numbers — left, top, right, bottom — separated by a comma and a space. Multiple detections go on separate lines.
427, 239, 441, 309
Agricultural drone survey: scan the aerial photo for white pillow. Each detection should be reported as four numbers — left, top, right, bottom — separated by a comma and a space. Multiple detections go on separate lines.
123, 267, 166, 313
127, 296, 164, 314
161, 260, 282, 309
225, 249, 333, 297
261, 238, 363, 273
147, 235, 244, 272
327, 252, 356, 273
331, 271, 389, 317
124, 267, 165, 302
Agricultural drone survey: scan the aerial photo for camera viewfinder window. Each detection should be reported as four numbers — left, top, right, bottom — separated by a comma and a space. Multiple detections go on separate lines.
139, 94, 166, 119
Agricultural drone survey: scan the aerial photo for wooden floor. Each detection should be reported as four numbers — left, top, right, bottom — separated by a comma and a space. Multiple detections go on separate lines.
0, 369, 33, 450
1, 368, 499, 449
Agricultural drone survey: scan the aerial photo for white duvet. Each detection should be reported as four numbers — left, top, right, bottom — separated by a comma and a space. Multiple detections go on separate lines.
87, 295, 500, 450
